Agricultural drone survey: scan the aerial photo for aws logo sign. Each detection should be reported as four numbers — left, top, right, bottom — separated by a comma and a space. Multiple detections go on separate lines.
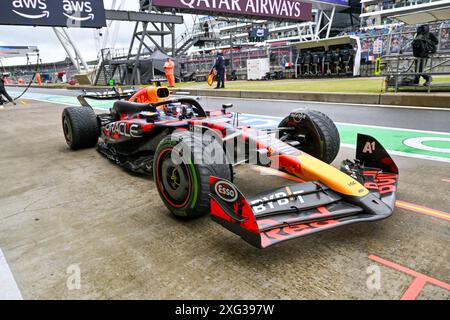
11, 0, 95, 22
3, 0, 105, 28
12, 0, 49, 19
63, 0, 95, 22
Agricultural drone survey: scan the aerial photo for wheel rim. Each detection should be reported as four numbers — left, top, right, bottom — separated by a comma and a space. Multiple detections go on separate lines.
63, 116, 72, 144
283, 119, 322, 158
156, 148, 193, 208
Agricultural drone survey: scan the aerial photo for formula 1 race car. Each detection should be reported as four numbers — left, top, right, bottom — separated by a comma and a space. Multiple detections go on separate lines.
61, 86, 399, 248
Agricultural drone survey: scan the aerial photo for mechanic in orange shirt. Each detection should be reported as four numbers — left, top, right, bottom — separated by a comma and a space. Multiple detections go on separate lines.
164, 58, 176, 87
36, 73, 42, 86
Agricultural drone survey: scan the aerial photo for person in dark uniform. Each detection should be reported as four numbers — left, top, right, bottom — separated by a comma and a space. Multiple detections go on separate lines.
412, 25, 439, 86
0, 74, 16, 106
323, 51, 333, 75
332, 48, 342, 74
341, 49, 352, 74
303, 51, 312, 75
213, 52, 225, 89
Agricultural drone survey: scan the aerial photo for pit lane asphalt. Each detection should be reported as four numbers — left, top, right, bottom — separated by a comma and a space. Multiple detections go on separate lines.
0, 95, 448, 299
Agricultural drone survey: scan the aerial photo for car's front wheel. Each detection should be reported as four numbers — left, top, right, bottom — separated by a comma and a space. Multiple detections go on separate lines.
279, 110, 340, 164
154, 131, 232, 219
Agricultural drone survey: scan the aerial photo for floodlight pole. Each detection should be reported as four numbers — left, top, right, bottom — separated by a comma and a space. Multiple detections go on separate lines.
315, 6, 337, 39
53, 27, 80, 72
326, 6, 336, 39
52, 27, 90, 73
61, 28, 90, 72
100, 0, 126, 50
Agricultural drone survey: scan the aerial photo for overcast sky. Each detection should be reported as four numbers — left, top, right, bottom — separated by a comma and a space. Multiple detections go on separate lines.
0, 0, 195, 66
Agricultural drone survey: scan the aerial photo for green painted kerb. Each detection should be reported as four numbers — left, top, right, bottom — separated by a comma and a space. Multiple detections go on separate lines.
338, 124, 450, 160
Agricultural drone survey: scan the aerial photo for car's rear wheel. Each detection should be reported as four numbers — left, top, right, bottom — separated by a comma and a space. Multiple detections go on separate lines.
279, 110, 340, 164
154, 131, 232, 219
62, 107, 99, 150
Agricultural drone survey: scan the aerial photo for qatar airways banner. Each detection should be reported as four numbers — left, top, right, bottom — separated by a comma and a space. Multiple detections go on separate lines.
153, 0, 313, 22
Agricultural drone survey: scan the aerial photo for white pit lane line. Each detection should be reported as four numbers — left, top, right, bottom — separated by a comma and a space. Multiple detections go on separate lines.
0, 249, 23, 300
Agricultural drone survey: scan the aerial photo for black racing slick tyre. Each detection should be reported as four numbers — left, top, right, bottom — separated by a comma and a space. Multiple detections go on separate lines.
154, 131, 232, 219
62, 107, 99, 150
279, 110, 340, 164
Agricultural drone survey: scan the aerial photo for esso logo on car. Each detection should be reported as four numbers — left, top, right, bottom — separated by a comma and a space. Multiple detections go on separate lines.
215, 181, 238, 203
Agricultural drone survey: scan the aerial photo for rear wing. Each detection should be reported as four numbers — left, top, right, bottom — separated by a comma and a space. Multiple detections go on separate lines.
77, 87, 138, 109
80, 87, 138, 101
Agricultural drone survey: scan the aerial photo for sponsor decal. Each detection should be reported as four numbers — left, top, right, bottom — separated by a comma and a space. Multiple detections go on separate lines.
256, 29, 265, 37
290, 112, 307, 123
12, 0, 49, 19
63, 0, 94, 22
363, 141, 376, 154
260, 218, 339, 247
363, 171, 397, 195
0, 0, 106, 28
105, 122, 142, 138
214, 181, 239, 203
251, 189, 304, 214
153, 0, 313, 22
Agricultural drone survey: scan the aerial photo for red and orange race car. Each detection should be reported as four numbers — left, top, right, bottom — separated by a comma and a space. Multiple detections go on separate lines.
61, 86, 399, 248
